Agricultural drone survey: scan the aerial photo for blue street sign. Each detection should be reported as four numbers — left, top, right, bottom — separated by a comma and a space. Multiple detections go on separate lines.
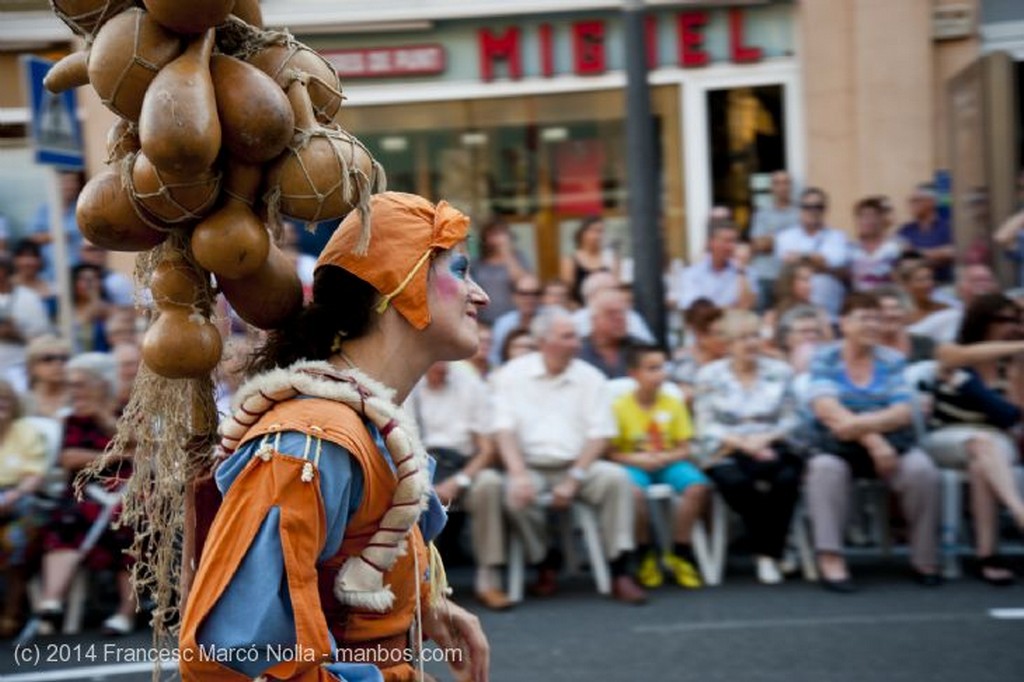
21, 54, 84, 170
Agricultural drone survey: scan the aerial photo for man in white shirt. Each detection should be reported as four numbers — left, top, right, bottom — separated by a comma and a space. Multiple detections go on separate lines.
407, 362, 507, 608
677, 222, 755, 311
774, 187, 850, 318
474, 306, 645, 603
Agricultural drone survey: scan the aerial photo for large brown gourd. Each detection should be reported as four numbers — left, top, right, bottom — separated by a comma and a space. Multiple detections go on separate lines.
230, 0, 263, 28
86, 8, 183, 122
142, 253, 223, 379
43, 51, 89, 94
130, 152, 221, 227
139, 29, 221, 176
76, 169, 167, 251
210, 54, 294, 164
50, 0, 135, 40
190, 162, 270, 279
245, 39, 344, 124
264, 81, 384, 224
142, 0, 235, 35
218, 244, 302, 330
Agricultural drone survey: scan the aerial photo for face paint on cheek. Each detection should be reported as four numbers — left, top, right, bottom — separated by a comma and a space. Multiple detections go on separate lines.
433, 270, 462, 300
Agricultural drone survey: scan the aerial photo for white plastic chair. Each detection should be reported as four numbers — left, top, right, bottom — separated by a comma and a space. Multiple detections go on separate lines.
506, 494, 610, 602
645, 483, 722, 585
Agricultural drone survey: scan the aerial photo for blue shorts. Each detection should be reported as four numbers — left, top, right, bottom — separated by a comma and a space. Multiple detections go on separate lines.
624, 460, 709, 493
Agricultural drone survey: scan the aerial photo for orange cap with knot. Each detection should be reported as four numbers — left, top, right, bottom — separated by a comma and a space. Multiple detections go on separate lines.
315, 192, 470, 330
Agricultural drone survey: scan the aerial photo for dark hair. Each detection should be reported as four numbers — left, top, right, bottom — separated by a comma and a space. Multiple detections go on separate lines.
840, 291, 880, 317
897, 259, 933, 284
684, 298, 724, 334
894, 249, 924, 270
574, 215, 603, 248
248, 265, 378, 375
801, 187, 828, 207
499, 327, 532, 364
12, 238, 42, 260
853, 196, 884, 215
957, 293, 1018, 345
477, 220, 509, 259
71, 263, 108, 302
625, 342, 666, 369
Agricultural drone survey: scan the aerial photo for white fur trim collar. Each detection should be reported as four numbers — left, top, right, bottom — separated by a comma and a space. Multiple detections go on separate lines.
220, 360, 431, 612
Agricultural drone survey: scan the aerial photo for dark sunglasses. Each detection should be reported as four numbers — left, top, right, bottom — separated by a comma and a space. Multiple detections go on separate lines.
37, 354, 69, 363
801, 203, 826, 211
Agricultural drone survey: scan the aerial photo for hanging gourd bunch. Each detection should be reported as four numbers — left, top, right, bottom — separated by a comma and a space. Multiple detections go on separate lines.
44, 0, 387, 380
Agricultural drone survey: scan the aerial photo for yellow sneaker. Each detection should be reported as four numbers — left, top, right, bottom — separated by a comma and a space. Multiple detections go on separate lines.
663, 553, 702, 589
637, 550, 664, 589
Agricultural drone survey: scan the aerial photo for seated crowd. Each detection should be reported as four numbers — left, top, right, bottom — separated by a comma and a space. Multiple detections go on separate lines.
2, 181, 1024, 643
0, 235, 255, 638
420, 185, 1024, 609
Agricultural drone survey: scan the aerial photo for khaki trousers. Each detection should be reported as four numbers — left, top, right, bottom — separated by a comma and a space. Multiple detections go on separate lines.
464, 461, 636, 567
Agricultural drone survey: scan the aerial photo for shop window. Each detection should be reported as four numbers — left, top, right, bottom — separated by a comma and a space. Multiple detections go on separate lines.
349, 87, 682, 278
706, 85, 786, 231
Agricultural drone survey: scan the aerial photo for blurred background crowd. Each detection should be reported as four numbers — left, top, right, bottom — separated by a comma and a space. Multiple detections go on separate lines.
2, 165, 1024, 638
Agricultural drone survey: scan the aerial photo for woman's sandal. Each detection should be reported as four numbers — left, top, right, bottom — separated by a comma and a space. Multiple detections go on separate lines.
978, 555, 1016, 587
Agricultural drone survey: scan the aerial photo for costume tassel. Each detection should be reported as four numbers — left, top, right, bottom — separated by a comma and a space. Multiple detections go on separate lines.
427, 541, 451, 606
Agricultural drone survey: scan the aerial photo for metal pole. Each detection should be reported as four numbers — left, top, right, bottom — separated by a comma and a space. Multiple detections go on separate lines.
622, 0, 666, 346
47, 167, 74, 345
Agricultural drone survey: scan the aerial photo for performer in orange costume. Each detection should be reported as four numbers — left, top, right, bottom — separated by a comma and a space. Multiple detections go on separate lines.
180, 193, 491, 682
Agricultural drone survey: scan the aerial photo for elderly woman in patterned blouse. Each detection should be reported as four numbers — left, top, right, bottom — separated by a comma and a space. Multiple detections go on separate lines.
694, 309, 804, 585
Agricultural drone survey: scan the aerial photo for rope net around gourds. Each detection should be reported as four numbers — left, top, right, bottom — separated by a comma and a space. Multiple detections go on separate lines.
50, 0, 134, 42
217, 17, 345, 123
124, 153, 222, 228
98, 8, 169, 120
265, 126, 386, 251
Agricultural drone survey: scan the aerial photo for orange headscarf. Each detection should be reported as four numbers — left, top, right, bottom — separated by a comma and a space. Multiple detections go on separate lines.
316, 192, 470, 330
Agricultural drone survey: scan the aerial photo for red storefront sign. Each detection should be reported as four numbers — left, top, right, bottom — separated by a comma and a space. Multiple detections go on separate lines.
323, 45, 446, 78
480, 7, 763, 81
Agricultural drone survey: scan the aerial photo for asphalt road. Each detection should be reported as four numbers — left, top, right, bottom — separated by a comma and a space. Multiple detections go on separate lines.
2, 560, 1023, 682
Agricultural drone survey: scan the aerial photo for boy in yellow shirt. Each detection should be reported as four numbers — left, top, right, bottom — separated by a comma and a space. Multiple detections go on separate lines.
611, 344, 710, 588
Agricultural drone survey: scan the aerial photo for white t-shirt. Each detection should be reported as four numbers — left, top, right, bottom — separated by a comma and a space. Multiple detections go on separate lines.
907, 308, 963, 343
406, 368, 493, 457
848, 239, 903, 292
491, 352, 616, 466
